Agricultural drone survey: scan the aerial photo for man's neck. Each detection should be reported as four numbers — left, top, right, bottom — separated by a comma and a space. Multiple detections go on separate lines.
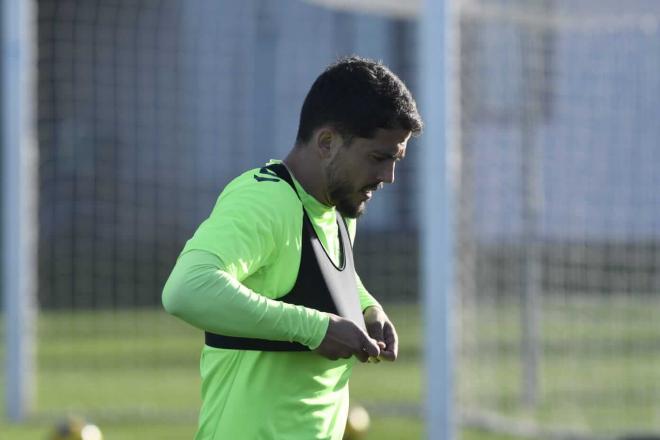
283, 146, 332, 207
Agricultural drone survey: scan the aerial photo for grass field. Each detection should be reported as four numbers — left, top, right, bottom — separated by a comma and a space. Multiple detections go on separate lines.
1, 298, 660, 439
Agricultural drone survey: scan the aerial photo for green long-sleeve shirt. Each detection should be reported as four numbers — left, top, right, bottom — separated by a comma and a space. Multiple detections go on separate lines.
162, 160, 380, 439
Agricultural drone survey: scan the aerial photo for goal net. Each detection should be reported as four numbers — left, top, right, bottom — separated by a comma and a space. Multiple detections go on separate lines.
2, 0, 423, 437
454, 0, 660, 437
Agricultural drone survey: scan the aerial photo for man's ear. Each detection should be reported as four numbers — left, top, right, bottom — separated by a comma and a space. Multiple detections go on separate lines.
314, 127, 339, 160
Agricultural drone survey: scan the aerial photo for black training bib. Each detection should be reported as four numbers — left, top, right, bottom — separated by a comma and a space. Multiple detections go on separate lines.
205, 163, 364, 351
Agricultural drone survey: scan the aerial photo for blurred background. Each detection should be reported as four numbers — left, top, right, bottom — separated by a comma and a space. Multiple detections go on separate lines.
2, 0, 660, 439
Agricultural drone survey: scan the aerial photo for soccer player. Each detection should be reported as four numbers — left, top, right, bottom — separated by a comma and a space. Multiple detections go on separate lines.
162, 56, 423, 440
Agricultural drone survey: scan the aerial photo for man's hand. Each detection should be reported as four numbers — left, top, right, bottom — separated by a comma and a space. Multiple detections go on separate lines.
315, 314, 381, 362
363, 306, 398, 361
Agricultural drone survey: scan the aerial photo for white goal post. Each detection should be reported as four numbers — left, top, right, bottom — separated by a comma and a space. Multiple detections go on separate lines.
2, 0, 38, 422
420, 0, 456, 439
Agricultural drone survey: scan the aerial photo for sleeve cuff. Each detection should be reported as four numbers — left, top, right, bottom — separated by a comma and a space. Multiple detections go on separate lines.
304, 311, 330, 350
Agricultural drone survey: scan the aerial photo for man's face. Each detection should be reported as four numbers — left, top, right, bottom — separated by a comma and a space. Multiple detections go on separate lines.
324, 128, 411, 218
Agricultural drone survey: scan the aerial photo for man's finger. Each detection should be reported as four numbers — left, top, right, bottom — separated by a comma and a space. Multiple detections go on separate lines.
378, 349, 396, 361
361, 336, 380, 358
368, 342, 386, 363
367, 320, 385, 343
355, 348, 370, 363
380, 323, 398, 361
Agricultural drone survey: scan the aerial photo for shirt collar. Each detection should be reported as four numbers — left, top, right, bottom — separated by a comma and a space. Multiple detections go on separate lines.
266, 159, 337, 223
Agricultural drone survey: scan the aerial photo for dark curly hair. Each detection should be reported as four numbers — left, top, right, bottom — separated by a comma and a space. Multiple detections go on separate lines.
295, 56, 423, 145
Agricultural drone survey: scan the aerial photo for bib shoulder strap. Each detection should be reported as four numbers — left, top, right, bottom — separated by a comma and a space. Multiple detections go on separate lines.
264, 163, 298, 197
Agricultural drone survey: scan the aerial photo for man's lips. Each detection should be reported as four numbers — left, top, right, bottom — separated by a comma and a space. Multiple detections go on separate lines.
360, 184, 381, 201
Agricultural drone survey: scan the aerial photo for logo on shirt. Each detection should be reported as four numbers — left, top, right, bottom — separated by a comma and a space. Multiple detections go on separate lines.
253, 167, 281, 183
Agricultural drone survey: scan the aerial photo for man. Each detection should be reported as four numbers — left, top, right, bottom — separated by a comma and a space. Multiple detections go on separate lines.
162, 56, 423, 439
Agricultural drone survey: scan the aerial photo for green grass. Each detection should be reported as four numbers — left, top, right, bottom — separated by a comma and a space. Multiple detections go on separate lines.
2, 298, 660, 439
457, 295, 660, 436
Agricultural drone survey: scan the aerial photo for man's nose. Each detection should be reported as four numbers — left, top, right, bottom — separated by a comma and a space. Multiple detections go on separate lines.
379, 162, 396, 184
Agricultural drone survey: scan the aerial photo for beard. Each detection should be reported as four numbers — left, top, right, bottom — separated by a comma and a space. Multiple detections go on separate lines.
325, 156, 371, 219
328, 179, 365, 219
